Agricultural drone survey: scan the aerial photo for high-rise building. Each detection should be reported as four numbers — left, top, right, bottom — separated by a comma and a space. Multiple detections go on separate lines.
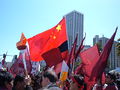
83, 45, 91, 50
64, 10, 84, 50
93, 35, 120, 70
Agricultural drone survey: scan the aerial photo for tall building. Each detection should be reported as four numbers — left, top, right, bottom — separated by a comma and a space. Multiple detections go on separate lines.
64, 10, 84, 50
83, 45, 91, 50
93, 35, 120, 70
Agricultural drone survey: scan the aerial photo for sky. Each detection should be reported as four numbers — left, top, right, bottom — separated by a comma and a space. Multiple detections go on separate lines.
0, 0, 120, 62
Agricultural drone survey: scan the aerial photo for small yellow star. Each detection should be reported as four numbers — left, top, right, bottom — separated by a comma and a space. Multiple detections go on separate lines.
53, 35, 56, 39
56, 25, 61, 32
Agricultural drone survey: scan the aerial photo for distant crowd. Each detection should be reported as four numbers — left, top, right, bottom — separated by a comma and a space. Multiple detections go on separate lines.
0, 68, 120, 90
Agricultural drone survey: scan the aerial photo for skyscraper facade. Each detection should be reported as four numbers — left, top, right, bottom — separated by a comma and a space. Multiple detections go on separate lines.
93, 35, 120, 70
64, 10, 84, 50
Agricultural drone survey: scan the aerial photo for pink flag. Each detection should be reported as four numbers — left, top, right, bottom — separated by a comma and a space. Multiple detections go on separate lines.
10, 47, 32, 75
77, 44, 101, 90
79, 44, 100, 77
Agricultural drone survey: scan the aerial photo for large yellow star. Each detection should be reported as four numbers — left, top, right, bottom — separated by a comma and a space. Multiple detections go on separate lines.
56, 25, 61, 32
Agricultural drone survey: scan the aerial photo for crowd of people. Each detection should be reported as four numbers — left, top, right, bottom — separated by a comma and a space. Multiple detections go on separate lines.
0, 68, 120, 90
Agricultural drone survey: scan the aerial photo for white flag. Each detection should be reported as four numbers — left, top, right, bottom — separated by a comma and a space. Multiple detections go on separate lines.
60, 60, 69, 81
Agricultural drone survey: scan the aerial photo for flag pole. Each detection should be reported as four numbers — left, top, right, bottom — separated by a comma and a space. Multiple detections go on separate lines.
71, 33, 78, 74
16, 33, 28, 76
72, 58, 75, 74
72, 33, 86, 74
21, 49, 28, 76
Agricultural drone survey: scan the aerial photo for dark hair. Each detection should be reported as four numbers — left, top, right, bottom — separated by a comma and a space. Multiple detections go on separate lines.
107, 72, 116, 81
0, 71, 14, 87
13, 75, 25, 87
43, 70, 58, 83
31, 73, 42, 90
71, 75, 84, 89
73, 75, 84, 86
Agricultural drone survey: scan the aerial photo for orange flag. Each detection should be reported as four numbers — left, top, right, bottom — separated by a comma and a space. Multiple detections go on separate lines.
28, 18, 67, 61
16, 33, 27, 50
10, 47, 32, 75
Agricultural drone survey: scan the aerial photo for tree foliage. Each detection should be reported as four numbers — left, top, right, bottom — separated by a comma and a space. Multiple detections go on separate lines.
96, 42, 102, 52
116, 38, 120, 56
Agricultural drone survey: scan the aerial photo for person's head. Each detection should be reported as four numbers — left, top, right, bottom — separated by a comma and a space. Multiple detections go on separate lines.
13, 75, 25, 90
70, 75, 84, 90
3, 54, 6, 59
105, 72, 116, 84
0, 71, 14, 89
32, 73, 42, 90
41, 70, 58, 87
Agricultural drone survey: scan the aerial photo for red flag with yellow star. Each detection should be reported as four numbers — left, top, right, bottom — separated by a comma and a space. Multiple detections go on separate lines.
28, 18, 68, 61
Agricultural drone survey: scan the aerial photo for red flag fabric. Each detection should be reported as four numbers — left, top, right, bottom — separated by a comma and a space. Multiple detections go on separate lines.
90, 28, 117, 81
10, 48, 32, 75
75, 35, 86, 59
28, 18, 67, 61
1, 58, 5, 66
42, 48, 63, 67
58, 41, 68, 60
10, 59, 23, 76
66, 34, 78, 67
75, 45, 100, 90
79, 44, 100, 77
74, 63, 85, 75
61, 50, 69, 61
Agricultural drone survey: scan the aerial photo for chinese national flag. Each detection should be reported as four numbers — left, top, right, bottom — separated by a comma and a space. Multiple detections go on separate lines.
42, 48, 63, 67
28, 18, 67, 61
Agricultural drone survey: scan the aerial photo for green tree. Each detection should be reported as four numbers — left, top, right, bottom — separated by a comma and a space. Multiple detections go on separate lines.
96, 42, 102, 52
116, 38, 120, 56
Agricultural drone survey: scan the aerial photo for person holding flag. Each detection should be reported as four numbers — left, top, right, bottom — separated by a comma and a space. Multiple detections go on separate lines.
70, 75, 85, 90
1, 53, 7, 69
92, 72, 118, 90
